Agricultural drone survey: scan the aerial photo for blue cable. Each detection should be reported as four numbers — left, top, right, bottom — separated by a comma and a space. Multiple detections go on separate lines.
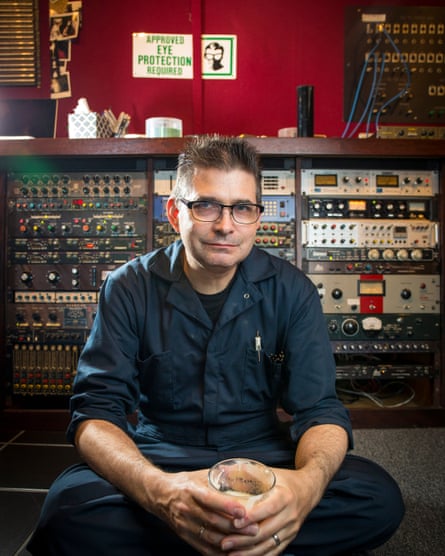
347, 51, 379, 138
366, 54, 386, 136
342, 35, 382, 138
375, 28, 412, 130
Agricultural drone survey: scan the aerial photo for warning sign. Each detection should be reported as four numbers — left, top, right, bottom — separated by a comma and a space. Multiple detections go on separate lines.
132, 33, 193, 79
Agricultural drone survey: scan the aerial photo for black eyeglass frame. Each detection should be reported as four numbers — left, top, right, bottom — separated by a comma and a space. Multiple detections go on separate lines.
177, 198, 265, 224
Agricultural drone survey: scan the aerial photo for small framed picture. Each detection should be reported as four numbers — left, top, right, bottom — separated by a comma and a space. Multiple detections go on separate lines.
50, 12, 80, 42
202, 35, 237, 79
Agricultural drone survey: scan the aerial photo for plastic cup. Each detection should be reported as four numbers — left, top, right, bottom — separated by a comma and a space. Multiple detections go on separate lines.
208, 458, 276, 509
145, 117, 182, 138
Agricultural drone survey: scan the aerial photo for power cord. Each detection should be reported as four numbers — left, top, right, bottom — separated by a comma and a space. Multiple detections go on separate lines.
337, 379, 416, 408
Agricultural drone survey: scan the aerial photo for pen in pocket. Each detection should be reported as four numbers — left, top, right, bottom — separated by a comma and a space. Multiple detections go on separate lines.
255, 330, 262, 362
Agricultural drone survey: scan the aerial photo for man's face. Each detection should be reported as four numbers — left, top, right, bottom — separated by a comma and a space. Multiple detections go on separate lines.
167, 167, 260, 276
204, 45, 223, 64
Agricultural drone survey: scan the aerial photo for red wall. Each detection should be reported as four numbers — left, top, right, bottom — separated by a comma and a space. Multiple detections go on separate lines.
4, 0, 445, 138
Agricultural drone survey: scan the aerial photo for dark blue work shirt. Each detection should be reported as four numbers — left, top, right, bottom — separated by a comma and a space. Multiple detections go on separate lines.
68, 242, 352, 463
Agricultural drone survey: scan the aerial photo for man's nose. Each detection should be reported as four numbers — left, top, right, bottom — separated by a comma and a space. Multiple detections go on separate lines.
214, 206, 234, 228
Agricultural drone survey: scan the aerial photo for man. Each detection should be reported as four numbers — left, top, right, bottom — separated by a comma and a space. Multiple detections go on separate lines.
29, 135, 404, 555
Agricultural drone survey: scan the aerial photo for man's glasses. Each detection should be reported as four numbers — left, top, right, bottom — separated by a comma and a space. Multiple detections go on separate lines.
178, 198, 264, 225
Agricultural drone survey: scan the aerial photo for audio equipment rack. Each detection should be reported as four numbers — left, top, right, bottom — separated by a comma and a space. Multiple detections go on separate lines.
0, 137, 444, 430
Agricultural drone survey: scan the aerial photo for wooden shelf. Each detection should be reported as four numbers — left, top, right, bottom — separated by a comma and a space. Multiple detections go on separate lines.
1, 136, 445, 159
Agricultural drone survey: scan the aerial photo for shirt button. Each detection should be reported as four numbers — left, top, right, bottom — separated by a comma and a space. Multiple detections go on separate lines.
243, 293, 250, 299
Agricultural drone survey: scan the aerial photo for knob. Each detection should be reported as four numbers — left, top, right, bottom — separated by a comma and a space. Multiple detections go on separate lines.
331, 288, 343, 300
396, 249, 409, 261
32, 312, 41, 322
20, 271, 33, 284
16, 312, 25, 323
342, 319, 359, 336
411, 249, 423, 261
401, 288, 412, 300
368, 248, 380, 260
47, 271, 60, 284
382, 249, 395, 260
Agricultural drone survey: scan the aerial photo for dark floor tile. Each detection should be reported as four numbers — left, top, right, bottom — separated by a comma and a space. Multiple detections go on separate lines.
0, 491, 45, 556
0, 445, 81, 489
0, 429, 24, 444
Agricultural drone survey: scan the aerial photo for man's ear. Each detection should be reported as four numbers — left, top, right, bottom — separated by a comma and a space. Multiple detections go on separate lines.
166, 197, 180, 232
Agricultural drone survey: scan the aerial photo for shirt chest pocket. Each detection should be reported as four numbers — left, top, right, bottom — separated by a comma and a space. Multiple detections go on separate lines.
137, 352, 175, 410
241, 348, 283, 408
137, 348, 206, 411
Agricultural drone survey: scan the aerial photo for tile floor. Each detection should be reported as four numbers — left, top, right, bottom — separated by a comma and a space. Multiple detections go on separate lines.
2, 426, 444, 556
0, 429, 81, 556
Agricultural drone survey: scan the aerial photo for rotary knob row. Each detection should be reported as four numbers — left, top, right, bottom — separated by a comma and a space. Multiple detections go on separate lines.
317, 285, 428, 301
18, 174, 132, 187
20, 269, 80, 285
367, 248, 424, 261
18, 222, 134, 234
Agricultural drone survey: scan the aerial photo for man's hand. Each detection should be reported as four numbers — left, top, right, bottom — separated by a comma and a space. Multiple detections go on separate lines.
149, 468, 261, 555
210, 467, 311, 555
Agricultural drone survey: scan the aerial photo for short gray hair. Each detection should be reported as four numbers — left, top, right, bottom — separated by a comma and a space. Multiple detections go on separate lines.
173, 134, 262, 201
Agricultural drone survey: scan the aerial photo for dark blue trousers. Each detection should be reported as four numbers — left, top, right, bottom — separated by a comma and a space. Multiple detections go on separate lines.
28, 454, 404, 556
